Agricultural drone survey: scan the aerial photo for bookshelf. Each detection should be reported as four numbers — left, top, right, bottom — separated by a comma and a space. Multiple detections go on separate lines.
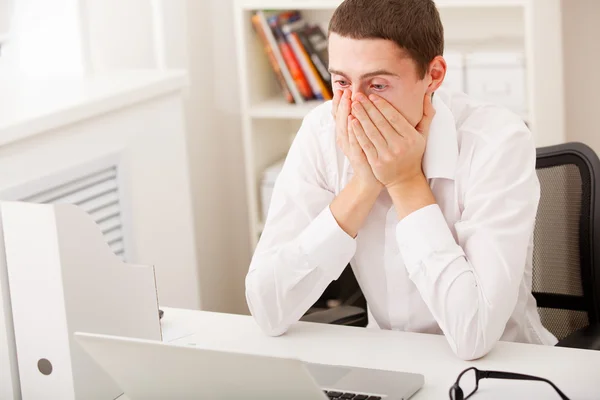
249, 98, 323, 119
234, 0, 565, 249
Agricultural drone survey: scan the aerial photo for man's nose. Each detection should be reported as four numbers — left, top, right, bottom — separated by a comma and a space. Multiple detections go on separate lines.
350, 85, 363, 101
350, 84, 369, 101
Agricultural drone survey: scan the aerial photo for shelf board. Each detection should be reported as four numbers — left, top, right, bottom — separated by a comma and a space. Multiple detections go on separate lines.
236, 0, 342, 10
249, 98, 324, 120
235, 0, 526, 11
434, 0, 526, 7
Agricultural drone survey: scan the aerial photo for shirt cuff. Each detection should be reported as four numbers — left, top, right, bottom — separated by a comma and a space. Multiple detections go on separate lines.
298, 205, 357, 280
396, 204, 463, 275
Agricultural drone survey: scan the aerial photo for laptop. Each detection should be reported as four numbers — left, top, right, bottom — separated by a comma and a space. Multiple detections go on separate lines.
74, 332, 424, 400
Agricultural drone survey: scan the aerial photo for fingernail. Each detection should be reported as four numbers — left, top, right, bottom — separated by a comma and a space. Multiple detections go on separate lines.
352, 101, 361, 110
369, 94, 379, 102
355, 93, 365, 102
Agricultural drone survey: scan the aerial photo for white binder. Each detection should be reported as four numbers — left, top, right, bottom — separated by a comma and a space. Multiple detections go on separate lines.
0, 210, 20, 400
1, 202, 162, 399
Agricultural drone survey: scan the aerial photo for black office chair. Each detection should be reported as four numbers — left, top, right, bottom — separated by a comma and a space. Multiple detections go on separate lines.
533, 142, 600, 350
300, 265, 368, 327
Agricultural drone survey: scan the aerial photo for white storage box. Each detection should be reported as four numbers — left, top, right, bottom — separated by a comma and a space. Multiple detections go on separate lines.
260, 159, 285, 223
442, 51, 465, 93
465, 51, 527, 117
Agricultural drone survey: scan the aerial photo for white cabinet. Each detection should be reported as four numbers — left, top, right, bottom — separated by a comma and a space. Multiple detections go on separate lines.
442, 51, 465, 93
465, 52, 527, 118
0, 71, 200, 310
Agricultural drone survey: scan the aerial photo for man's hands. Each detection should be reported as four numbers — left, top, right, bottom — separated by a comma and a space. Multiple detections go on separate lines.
333, 90, 437, 220
329, 89, 385, 238
332, 89, 383, 191
349, 92, 435, 189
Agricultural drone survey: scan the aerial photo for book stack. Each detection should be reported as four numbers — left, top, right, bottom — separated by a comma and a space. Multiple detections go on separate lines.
252, 10, 332, 104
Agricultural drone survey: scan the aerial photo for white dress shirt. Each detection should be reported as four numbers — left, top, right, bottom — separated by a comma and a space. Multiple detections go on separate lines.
245, 88, 558, 360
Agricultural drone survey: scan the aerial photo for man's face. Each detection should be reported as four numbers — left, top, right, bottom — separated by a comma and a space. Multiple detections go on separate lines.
328, 33, 431, 127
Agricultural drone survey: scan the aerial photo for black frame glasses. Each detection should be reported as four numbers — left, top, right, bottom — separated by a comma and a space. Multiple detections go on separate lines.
449, 367, 571, 400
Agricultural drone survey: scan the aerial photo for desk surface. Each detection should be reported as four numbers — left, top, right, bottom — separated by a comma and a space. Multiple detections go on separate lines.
160, 307, 600, 400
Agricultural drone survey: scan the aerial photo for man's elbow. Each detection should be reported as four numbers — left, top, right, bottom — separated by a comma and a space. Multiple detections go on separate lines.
245, 274, 290, 337
451, 329, 503, 360
447, 321, 502, 360
247, 303, 291, 337
256, 321, 289, 337
453, 343, 494, 361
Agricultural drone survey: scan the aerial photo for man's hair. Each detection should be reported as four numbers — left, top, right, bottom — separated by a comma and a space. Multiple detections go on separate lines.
328, 0, 444, 79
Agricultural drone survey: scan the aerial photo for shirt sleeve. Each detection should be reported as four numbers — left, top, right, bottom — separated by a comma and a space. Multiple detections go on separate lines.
245, 107, 357, 336
396, 121, 539, 360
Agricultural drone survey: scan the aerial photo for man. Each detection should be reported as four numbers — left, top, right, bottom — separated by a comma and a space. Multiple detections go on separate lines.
245, 0, 557, 360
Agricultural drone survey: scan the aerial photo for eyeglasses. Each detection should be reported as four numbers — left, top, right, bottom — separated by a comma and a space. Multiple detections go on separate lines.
449, 367, 571, 400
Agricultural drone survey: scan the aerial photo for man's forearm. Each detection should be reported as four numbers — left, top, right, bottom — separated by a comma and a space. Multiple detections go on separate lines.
388, 174, 436, 220
330, 177, 382, 238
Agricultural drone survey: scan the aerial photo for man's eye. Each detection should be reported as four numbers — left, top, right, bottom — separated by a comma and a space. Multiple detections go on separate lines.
335, 80, 350, 88
371, 84, 387, 91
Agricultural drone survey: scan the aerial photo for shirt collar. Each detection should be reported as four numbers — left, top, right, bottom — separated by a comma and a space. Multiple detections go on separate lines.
422, 92, 459, 181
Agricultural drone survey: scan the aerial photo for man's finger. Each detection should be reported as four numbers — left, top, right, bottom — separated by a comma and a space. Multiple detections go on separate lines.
336, 89, 351, 124
347, 117, 359, 151
369, 94, 413, 136
350, 115, 378, 164
355, 93, 397, 143
332, 89, 342, 118
415, 92, 436, 137
348, 118, 368, 164
336, 89, 352, 152
351, 100, 387, 153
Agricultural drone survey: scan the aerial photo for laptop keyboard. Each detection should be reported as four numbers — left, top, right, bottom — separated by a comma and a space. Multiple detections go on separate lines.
324, 390, 382, 399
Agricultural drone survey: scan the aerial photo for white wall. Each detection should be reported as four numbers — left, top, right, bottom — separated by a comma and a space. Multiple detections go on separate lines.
526, 0, 566, 146
84, 0, 252, 314
0, 0, 13, 40
156, 0, 251, 314
182, 0, 250, 314
82, 0, 157, 71
562, 0, 600, 154
1, 0, 86, 75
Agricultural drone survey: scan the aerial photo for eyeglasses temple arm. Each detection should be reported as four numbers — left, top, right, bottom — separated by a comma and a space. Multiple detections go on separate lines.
480, 370, 570, 400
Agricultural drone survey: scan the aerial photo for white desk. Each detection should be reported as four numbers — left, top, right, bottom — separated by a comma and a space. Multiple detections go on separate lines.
160, 307, 600, 400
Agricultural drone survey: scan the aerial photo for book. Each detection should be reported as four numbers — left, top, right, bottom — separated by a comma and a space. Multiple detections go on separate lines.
255, 11, 304, 104
268, 14, 314, 101
281, 19, 330, 101
296, 26, 333, 99
251, 14, 294, 104
301, 24, 332, 97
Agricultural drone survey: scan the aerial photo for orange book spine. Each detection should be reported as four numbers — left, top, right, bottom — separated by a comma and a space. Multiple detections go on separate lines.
278, 41, 314, 100
251, 15, 294, 103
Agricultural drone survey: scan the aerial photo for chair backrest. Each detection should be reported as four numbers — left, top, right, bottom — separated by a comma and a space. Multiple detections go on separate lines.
533, 142, 600, 340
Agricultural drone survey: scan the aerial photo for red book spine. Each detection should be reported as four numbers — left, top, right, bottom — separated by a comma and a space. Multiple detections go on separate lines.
269, 19, 314, 100
278, 41, 314, 100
